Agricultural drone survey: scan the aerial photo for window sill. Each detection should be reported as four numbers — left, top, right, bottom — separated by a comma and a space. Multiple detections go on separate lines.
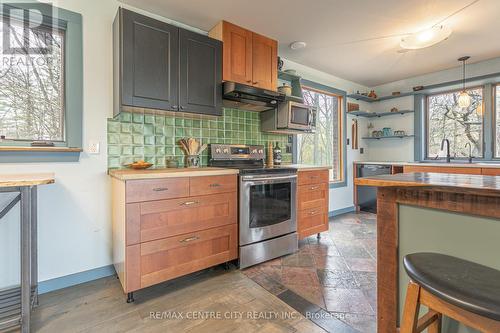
0, 146, 82, 162
0, 146, 82, 152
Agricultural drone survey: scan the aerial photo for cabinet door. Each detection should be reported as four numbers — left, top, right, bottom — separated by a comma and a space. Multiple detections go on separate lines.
179, 29, 222, 115
121, 9, 179, 111
221, 22, 253, 85
251, 32, 277, 91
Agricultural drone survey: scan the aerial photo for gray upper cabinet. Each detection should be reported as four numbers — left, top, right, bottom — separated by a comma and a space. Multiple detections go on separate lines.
179, 29, 222, 116
114, 8, 222, 116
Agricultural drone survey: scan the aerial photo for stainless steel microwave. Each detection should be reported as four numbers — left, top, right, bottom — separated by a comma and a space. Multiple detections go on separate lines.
260, 101, 316, 134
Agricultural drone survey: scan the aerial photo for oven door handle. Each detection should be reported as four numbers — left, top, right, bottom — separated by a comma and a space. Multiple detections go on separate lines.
241, 175, 297, 183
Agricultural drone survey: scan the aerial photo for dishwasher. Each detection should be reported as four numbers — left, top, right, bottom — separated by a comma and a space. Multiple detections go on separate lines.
356, 164, 392, 213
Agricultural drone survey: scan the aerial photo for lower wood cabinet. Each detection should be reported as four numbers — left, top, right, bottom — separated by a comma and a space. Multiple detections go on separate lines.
126, 224, 237, 291
297, 170, 330, 239
112, 174, 238, 293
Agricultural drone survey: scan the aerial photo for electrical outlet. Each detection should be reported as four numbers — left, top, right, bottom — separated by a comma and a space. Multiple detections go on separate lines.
88, 141, 100, 154
360, 147, 364, 154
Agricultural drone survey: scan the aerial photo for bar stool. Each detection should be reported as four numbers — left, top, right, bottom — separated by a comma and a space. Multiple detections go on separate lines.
401, 253, 500, 333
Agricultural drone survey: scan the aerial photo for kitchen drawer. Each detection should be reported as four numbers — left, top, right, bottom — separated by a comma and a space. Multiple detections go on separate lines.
298, 183, 328, 211
126, 178, 189, 203
137, 224, 238, 289
130, 192, 237, 244
298, 169, 329, 186
298, 207, 328, 239
189, 175, 237, 196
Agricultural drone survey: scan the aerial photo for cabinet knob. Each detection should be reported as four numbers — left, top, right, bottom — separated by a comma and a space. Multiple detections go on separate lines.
252, 81, 258, 84
180, 106, 185, 110
172, 105, 179, 110
246, 80, 252, 83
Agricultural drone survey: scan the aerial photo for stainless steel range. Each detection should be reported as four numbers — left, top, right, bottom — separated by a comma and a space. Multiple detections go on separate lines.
209, 144, 298, 268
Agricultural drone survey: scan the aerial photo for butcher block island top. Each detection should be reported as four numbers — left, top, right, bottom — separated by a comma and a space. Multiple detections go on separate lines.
0, 173, 55, 187
108, 167, 239, 180
355, 172, 500, 194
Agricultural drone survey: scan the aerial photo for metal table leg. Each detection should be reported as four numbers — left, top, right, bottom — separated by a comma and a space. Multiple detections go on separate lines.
20, 186, 32, 333
31, 186, 38, 307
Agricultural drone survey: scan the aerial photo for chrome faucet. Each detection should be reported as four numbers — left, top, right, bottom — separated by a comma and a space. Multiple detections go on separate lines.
441, 138, 451, 163
465, 143, 473, 163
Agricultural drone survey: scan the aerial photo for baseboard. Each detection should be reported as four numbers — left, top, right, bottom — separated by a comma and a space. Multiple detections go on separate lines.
329, 206, 355, 217
39, 265, 116, 294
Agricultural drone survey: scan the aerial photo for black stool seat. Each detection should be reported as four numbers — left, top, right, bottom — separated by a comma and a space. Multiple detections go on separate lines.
404, 253, 500, 321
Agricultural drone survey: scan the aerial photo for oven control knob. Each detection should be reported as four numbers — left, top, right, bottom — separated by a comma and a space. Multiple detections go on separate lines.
251, 149, 257, 154
258, 149, 264, 154
223, 148, 229, 154
215, 148, 221, 154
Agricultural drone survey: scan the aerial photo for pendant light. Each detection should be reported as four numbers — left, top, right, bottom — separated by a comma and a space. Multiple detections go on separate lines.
458, 56, 471, 108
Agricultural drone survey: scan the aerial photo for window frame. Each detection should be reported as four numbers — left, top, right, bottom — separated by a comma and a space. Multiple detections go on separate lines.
0, 18, 67, 143
293, 79, 347, 189
494, 84, 500, 158
0, 3, 82, 162
424, 85, 486, 160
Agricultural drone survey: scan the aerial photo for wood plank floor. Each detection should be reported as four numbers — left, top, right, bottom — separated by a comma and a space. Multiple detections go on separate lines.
31, 267, 326, 333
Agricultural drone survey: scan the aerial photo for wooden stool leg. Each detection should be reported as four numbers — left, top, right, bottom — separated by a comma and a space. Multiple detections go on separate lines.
401, 281, 421, 333
428, 313, 442, 333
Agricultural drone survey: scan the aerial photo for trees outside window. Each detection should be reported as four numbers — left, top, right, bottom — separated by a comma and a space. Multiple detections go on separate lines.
0, 16, 65, 142
426, 88, 483, 158
297, 87, 343, 182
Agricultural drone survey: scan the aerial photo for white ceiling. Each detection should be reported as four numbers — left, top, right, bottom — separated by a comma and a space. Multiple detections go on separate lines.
119, 0, 500, 87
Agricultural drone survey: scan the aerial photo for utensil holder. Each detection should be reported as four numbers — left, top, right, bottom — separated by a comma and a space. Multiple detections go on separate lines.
185, 155, 200, 168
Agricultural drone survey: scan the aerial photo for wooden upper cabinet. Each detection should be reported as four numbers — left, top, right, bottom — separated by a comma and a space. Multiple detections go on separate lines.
209, 21, 277, 91
251, 32, 277, 91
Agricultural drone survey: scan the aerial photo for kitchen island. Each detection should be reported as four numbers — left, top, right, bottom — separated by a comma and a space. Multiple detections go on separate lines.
355, 172, 500, 333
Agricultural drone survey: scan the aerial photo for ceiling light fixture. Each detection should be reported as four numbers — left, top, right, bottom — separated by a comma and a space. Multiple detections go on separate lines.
458, 56, 471, 109
289, 41, 307, 50
400, 25, 452, 50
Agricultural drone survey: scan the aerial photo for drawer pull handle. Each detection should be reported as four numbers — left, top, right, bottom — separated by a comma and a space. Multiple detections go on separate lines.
310, 175, 319, 179
309, 210, 319, 215
152, 187, 169, 192
180, 200, 199, 206
310, 186, 319, 190
209, 183, 221, 187
180, 236, 199, 243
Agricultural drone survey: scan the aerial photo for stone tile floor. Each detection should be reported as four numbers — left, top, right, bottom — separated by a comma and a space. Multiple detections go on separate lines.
242, 212, 377, 333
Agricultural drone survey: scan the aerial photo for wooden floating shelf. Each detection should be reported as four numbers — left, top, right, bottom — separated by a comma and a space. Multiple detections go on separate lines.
362, 135, 415, 140
347, 92, 416, 102
348, 110, 414, 118
278, 70, 302, 81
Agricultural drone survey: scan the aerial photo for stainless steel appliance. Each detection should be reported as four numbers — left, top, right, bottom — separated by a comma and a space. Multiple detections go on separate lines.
260, 100, 316, 134
356, 164, 391, 213
222, 82, 285, 112
209, 144, 298, 268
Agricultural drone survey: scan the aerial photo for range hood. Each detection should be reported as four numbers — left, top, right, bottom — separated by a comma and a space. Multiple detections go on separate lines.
222, 82, 285, 112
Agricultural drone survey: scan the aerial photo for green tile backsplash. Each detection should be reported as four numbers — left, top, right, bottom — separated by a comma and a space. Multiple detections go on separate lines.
107, 108, 292, 168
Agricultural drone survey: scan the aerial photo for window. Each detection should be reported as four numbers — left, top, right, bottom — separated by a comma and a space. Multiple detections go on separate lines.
496, 85, 500, 157
426, 87, 483, 159
296, 87, 344, 182
0, 13, 65, 142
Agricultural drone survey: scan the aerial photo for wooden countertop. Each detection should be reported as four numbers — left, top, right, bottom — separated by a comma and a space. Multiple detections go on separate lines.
0, 173, 55, 187
355, 172, 500, 194
282, 164, 332, 171
109, 167, 239, 180
354, 161, 500, 169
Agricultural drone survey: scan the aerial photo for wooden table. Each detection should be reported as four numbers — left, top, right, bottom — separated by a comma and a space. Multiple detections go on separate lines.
0, 173, 54, 332
355, 172, 500, 333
